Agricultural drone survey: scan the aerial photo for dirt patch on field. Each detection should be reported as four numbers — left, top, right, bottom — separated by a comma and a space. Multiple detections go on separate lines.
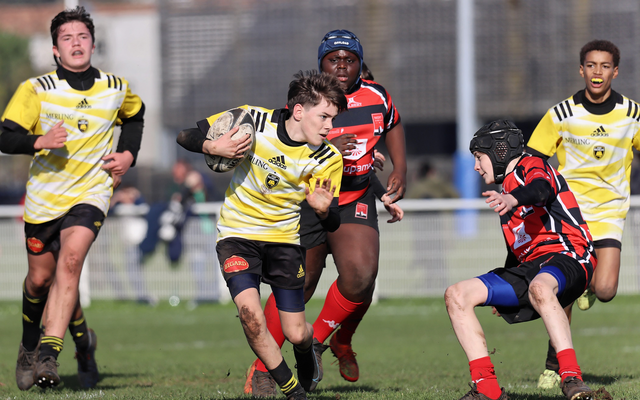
593, 387, 613, 400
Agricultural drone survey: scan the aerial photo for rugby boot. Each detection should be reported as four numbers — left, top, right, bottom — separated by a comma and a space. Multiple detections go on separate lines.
76, 328, 99, 388
561, 376, 594, 400
16, 342, 37, 390
244, 359, 278, 398
329, 332, 359, 382
577, 289, 597, 311
35, 356, 60, 388
459, 383, 510, 400
293, 339, 323, 392
285, 385, 307, 400
537, 368, 561, 389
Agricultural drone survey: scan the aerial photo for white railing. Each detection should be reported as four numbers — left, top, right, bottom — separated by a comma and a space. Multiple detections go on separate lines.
2, 198, 640, 304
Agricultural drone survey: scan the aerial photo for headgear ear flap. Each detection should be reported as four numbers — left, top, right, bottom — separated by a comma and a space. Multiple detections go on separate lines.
469, 120, 524, 184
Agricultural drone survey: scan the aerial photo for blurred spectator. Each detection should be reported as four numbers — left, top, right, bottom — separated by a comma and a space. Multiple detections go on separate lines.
139, 159, 206, 263
138, 159, 218, 304
106, 185, 155, 304
405, 161, 459, 199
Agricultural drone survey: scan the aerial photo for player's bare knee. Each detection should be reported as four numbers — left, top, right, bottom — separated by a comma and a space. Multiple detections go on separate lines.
26, 273, 54, 293
527, 280, 550, 306
595, 285, 617, 303
238, 305, 263, 340
444, 285, 465, 313
61, 252, 83, 276
283, 326, 308, 346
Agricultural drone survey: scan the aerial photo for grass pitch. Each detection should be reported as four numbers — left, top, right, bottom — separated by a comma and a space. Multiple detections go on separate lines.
0, 295, 638, 399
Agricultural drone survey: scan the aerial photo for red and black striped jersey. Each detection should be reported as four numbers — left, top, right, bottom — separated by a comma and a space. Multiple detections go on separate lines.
327, 79, 401, 205
500, 155, 595, 267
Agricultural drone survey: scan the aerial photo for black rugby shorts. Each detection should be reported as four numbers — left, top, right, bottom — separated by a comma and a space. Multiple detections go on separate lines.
217, 237, 306, 290
299, 185, 379, 250
24, 204, 105, 255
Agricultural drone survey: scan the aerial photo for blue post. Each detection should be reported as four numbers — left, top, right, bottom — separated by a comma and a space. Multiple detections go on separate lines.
454, 151, 479, 235
456, 0, 480, 236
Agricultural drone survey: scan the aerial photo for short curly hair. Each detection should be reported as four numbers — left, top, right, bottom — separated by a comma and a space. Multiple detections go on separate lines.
580, 40, 620, 67
50, 6, 95, 46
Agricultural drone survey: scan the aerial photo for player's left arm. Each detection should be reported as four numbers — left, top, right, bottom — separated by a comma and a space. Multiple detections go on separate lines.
305, 178, 338, 219
509, 179, 553, 207
103, 88, 145, 186
370, 173, 403, 223
384, 123, 407, 203
632, 123, 640, 151
486, 161, 555, 215
307, 150, 343, 231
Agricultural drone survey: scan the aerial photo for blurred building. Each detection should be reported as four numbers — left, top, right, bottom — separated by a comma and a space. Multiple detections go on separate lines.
1, 0, 640, 202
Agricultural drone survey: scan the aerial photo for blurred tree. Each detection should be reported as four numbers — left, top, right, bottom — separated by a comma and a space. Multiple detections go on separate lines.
0, 32, 34, 114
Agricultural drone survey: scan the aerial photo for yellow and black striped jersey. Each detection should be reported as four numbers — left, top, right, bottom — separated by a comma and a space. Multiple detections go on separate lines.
1, 69, 143, 224
527, 90, 640, 241
198, 105, 343, 244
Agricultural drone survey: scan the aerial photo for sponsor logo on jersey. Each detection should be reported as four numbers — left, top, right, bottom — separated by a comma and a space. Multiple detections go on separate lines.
594, 145, 605, 159
344, 162, 372, 174
265, 173, 280, 189
565, 136, 591, 146
76, 98, 91, 109
347, 96, 362, 108
45, 113, 74, 121
512, 222, 532, 249
296, 264, 305, 278
590, 126, 609, 137
371, 113, 384, 136
27, 237, 44, 253
355, 202, 368, 219
78, 119, 89, 132
268, 155, 287, 169
323, 319, 339, 329
223, 255, 249, 273
343, 138, 368, 161
248, 154, 269, 170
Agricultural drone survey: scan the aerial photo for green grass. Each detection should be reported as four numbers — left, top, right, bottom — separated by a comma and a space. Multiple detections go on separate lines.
0, 296, 638, 399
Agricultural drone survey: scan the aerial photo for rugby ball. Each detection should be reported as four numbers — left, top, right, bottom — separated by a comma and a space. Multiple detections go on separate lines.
204, 108, 256, 172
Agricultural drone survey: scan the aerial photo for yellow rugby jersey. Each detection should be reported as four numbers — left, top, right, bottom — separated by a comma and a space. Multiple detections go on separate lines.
198, 105, 343, 244
527, 90, 640, 241
1, 69, 143, 223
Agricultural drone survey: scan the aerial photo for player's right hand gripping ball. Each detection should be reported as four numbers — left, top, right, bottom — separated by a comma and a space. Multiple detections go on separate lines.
204, 108, 255, 172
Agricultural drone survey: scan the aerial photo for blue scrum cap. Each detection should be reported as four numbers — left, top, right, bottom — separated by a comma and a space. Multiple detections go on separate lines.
317, 29, 364, 75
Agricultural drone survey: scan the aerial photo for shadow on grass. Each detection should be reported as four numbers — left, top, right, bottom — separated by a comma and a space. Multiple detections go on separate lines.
508, 394, 559, 400
55, 372, 146, 391
583, 372, 632, 386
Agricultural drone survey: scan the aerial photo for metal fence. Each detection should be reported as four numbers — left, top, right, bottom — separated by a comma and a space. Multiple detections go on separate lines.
160, 0, 640, 130
3, 198, 640, 304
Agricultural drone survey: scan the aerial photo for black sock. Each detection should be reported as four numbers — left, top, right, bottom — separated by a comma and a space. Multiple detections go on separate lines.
21, 282, 48, 352
39, 336, 63, 361
293, 343, 314, 378
268, 358, 304, 396
545, 340, 559, 372
69, 314, 90, 351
